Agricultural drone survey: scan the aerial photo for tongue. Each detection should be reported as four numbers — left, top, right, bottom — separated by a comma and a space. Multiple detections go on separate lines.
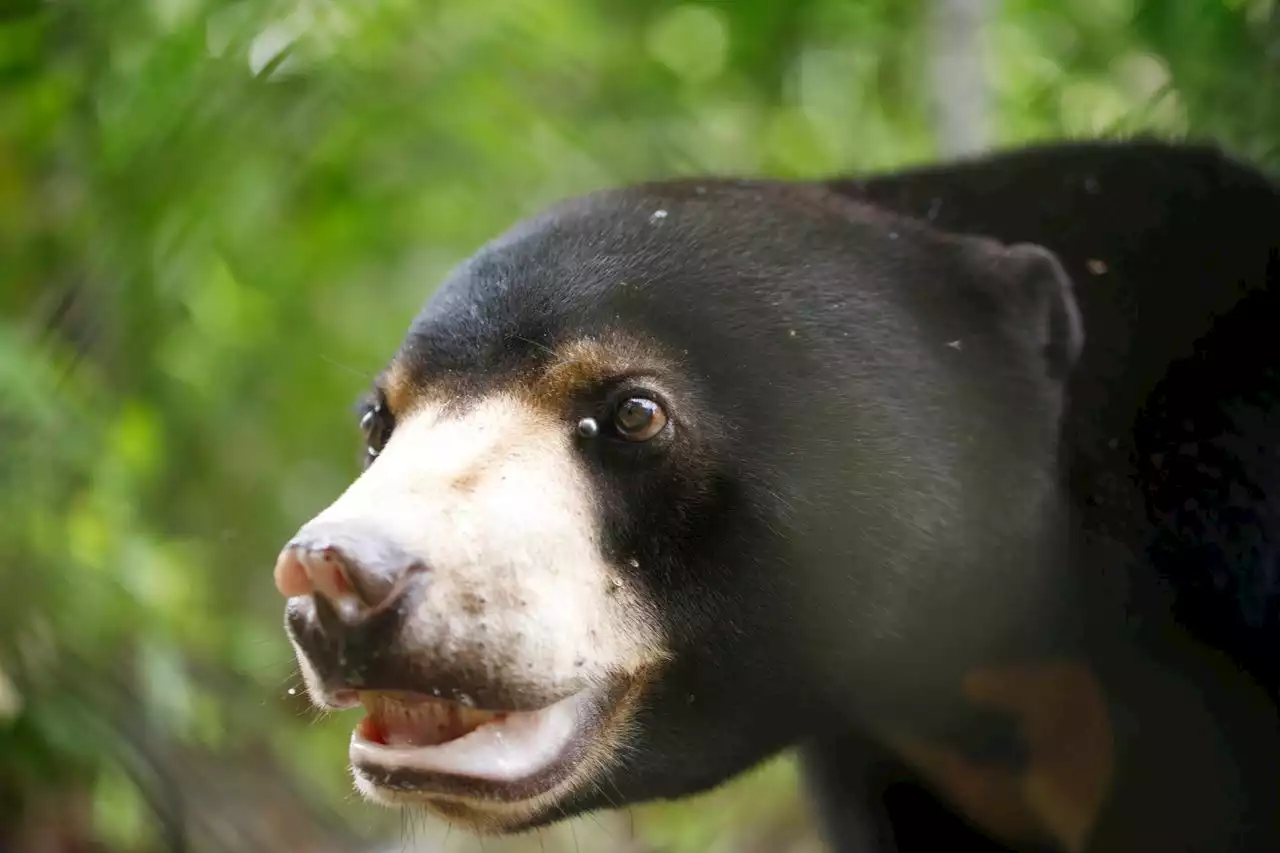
363, 695, 504, 747
351, 688, 592, 784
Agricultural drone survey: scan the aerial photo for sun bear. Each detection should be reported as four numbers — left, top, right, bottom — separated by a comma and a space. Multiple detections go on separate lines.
274, 139, 1280, 853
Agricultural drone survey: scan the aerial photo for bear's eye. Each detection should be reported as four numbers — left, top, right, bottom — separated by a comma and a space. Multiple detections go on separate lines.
614, 397, 667, 442
359, 399, 394, 461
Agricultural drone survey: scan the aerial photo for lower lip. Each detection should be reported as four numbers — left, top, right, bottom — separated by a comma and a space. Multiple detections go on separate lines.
349, 688, 602, 798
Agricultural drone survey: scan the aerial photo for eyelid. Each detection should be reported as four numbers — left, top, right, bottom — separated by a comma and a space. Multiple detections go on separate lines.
604, 375, 671, 407
358, 386, 390, 415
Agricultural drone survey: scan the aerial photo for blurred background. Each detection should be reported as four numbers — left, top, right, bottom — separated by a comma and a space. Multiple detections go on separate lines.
1, 0, 1277, 850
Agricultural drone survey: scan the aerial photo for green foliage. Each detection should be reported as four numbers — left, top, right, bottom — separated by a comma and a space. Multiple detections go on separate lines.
0, 0, 1276, 849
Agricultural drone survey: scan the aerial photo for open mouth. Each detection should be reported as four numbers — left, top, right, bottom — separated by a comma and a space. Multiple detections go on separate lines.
349, 688, 606, 805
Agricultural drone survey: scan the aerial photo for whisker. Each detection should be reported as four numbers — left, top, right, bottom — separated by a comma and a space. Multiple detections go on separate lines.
320, 353, 376, 381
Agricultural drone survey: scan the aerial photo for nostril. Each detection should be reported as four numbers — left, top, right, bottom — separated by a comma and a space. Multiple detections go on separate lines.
313, 588, 358, 637
276, 525, 425, 625
304, 546, 360, 604
277, 543, 366, 621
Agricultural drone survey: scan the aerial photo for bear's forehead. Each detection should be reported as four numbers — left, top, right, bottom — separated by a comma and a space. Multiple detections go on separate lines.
385, 180, 900, 387
372, 176, 953, 430
379, 192, 718, 401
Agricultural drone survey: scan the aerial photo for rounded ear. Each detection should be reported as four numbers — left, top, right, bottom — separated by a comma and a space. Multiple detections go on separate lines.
997, 242, 1085, 381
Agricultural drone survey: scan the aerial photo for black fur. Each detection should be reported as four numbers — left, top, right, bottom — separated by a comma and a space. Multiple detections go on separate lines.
374, 140, 1280, 851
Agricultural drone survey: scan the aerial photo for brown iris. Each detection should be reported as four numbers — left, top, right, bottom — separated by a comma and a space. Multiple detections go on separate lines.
614, 397, 667, 441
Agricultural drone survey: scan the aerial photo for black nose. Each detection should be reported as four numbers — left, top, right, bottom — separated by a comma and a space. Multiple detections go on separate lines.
274, 521, 426, 627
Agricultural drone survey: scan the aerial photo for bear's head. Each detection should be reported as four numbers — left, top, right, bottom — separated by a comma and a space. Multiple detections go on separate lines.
274, 179, 1082, 833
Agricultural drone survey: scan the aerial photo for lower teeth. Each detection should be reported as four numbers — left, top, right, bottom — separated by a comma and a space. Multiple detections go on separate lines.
362, 694, 503, 747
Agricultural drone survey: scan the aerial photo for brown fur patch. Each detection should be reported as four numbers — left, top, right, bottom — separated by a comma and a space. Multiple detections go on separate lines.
449, 466, 482, 493
522, 335, 677, 414
379, 357, 425, 417
379, 333, 677, 424
890, 735, 1046, 845
888, 662, 1114, 853
965, 663, 1115, 852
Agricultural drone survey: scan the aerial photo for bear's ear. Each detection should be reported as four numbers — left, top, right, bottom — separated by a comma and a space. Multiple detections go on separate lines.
989, 242, 1085, 382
